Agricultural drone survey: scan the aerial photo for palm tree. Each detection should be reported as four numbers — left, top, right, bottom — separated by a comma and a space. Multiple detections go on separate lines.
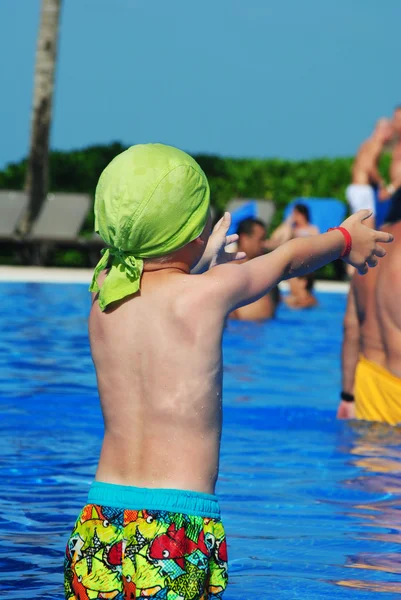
21, 0, 62, 233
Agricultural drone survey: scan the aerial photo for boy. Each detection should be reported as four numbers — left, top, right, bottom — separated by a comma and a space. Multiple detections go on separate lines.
64, 144, 392, 600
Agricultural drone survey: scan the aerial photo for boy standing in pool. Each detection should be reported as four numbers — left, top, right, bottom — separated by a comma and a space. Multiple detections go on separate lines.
64, 144, 392, 600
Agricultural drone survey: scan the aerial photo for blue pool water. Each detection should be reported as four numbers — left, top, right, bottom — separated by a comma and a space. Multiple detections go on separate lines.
1, 282, 401, 599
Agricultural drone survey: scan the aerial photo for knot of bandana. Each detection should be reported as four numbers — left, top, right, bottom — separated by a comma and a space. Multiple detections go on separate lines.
89, 246, 144, 311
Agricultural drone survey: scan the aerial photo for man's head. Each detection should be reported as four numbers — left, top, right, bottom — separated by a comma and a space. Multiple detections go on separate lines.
237, 218, 266, 259
374, 118, 394, 143
289, 273, 314, 295
393, 106, 401, 136
292, 204, 310, 227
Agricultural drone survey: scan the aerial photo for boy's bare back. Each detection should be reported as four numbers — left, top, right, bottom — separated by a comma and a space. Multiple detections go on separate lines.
90, 268, 225, 494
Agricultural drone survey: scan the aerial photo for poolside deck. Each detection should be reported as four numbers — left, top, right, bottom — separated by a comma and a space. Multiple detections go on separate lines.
0, 266, 350, 292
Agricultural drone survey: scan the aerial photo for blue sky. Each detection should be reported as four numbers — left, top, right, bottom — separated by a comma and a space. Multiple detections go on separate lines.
1, 0, 401, 168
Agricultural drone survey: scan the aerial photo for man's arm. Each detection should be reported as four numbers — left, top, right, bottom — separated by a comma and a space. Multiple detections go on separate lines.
264, 218, 293, 250
337, 284, 359, 419
390, 146, 401, 190
369, 163, 385, 188
204, 210, 392, 314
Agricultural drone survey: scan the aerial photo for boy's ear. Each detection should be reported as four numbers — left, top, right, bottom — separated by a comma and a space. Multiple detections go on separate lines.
193, 236, 206, 247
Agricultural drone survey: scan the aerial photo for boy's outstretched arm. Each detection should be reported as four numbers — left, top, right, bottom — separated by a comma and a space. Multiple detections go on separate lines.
205, 210, 392, 313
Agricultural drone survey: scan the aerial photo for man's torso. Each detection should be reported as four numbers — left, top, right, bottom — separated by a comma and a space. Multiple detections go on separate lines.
230, 291, 277, 320
375, 222, 401, 378
354, 222, 401, 378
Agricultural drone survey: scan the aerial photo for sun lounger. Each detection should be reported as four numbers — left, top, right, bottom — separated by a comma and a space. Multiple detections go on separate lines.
17, 192, 92, 265
0, 190, 28, 238
284, 198, 346, 233
29, 193, 91, 241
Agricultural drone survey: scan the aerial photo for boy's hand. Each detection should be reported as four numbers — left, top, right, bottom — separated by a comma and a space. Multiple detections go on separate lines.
208, 213, 246, 269
339, 210, 393, 275
191, 212, 246, 274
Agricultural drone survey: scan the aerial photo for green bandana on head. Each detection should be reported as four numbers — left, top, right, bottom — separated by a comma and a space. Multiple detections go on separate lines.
89, 143, 210, 311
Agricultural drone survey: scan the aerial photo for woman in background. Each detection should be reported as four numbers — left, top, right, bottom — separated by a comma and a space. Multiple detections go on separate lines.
265, 204, 319, 308
265, 203, 319, 250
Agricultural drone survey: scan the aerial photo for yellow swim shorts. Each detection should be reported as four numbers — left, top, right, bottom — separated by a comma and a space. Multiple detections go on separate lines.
355, 355, 401, 425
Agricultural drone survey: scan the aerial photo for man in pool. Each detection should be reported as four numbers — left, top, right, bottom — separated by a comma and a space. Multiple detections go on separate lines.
229, 218, 280, 320
338, 202, 401, 424
64, 143, 392, 600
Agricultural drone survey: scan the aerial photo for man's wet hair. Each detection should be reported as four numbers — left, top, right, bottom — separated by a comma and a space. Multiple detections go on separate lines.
293, 203, 311, 223
237, 218, 266, 236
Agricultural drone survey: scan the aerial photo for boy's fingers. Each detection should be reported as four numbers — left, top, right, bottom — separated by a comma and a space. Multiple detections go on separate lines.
225, 250, 246, 262
214, 212, 231, 235
374, 245, 386, 258
367, 256, 378, 268
374, 230, 394, 243
226, 233, 238, 245
212, 216, 224, 232
221, 212, 231, 230
359, 209, 373, 222
232, 251, 246, 261
358, 263, 369, 275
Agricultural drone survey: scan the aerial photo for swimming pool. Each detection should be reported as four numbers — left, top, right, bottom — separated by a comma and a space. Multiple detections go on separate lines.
1, 282, 401, 599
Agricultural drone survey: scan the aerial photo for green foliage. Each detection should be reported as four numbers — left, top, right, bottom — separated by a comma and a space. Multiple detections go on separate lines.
0, 159, 27, 190
0, 143, 392, 276
52, 249, 87, 267
48, 142, 126, 194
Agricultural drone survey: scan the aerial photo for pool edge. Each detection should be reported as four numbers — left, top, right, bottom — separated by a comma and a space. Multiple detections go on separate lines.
0, 266, 350, 293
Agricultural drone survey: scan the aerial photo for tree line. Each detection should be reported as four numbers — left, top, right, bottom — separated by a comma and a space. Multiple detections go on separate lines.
1, 142, 391, 236
0, 144, 391, 276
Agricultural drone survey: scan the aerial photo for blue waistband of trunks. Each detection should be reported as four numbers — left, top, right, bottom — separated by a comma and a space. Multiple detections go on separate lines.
88, 481, 221, 519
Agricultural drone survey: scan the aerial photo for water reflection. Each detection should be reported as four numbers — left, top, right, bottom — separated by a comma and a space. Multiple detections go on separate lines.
336, 422, 401, 593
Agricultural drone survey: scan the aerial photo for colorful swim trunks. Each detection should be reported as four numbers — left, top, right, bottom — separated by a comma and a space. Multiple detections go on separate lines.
64, 482, 228, 599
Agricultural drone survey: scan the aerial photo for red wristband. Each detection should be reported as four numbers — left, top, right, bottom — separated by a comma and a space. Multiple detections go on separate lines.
327, 227, 352, 258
